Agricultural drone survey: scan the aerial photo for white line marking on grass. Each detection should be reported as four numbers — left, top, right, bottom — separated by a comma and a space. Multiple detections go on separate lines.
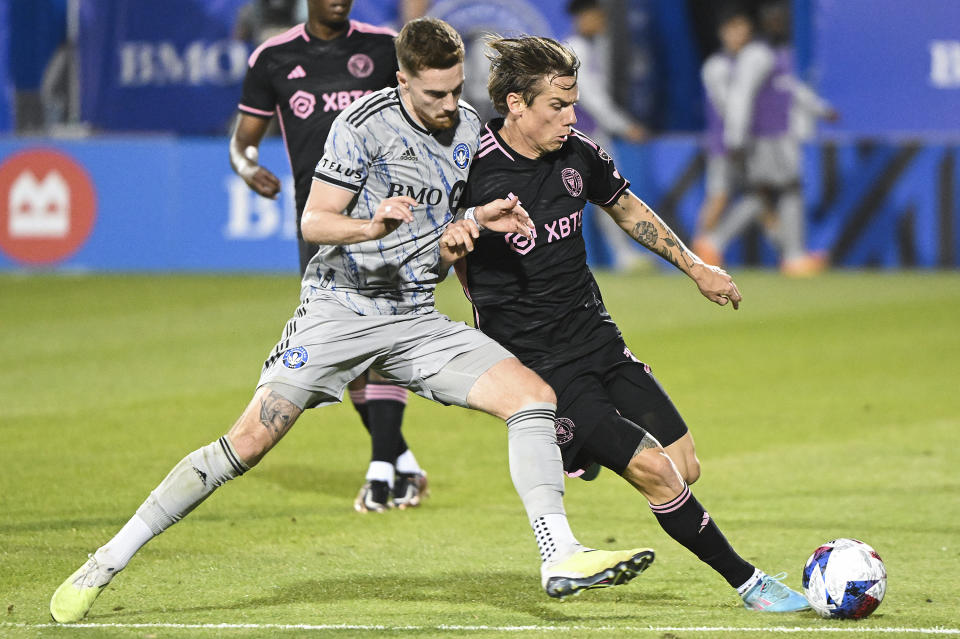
3, 623, 960, 634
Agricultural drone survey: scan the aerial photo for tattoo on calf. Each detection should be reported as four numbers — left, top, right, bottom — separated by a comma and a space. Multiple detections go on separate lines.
631, 433, 660, 459
259, 391, 296, 440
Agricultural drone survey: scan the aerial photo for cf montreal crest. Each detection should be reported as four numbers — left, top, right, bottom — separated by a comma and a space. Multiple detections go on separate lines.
347, 53, 374, 78
561, 168, 583, 197
282, 346, 308, 369
554, 417, 575, 445
453, 143, 470, 169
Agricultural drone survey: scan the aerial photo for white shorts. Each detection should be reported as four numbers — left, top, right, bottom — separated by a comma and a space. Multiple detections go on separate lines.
257, 293, 513, 409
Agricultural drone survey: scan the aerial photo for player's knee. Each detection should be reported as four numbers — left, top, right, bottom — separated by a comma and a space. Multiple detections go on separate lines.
527, 378, 556, 406
226, 431, 268, 468
683, 456, 702, 485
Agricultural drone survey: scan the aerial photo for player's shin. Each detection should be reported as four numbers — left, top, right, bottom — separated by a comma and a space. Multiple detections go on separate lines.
506, 403, 581, 563
95, 436, 248, 572
649, 484, 755, 589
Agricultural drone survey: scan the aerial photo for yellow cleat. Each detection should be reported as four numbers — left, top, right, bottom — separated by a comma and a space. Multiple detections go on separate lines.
50, 555, 117, 623
542, 547, 655, 599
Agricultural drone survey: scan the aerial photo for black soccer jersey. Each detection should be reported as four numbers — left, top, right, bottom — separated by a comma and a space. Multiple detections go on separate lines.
458, 119, 631, 374
238, 20, 398, 215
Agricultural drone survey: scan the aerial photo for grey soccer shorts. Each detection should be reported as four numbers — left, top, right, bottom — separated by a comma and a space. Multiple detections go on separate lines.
257, 294, 513, 409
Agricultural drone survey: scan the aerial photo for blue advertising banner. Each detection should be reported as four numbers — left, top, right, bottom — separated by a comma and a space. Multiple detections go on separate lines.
0, 0, 11, 132
77, 0, 251, 134
0, 138, 300, 272
0, 137, 956, 272
813, 0, 960, 136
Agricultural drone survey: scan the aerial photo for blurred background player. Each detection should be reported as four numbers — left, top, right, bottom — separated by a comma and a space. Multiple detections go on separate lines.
229, 0, 427, 513
564, 0, 650, 272
691, 5, 829, 277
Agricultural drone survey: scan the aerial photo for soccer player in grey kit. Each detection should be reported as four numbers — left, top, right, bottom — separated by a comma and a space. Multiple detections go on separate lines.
229, 0, 424, 513
50, 18, 653, 624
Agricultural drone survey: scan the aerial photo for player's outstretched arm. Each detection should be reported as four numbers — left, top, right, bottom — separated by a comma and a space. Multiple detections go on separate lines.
229, 114, 281, 199
301, 181, 418, 245
603, 190, 742, 309
473, 195, 535, 238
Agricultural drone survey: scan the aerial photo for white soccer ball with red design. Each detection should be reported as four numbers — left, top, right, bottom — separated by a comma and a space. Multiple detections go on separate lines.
802, 538, 886, 619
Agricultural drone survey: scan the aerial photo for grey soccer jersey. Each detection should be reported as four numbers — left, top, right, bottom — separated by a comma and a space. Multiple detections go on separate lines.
306, 86, 479, 315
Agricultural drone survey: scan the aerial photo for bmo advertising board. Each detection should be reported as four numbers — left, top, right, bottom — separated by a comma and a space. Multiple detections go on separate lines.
813, 0, 960, 136
0, 150, 97, 266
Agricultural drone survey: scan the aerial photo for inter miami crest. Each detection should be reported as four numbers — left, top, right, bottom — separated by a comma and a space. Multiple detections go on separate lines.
347, 53, 374, 78
561, 168, 583, 197
554, 417, 575, 445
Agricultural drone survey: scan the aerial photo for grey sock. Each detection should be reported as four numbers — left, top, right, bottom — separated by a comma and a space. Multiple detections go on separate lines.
505, 402, 565, 522
135, 436, 248, 535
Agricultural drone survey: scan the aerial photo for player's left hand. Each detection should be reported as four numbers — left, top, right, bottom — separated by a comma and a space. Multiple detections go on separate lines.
439, 220, 480, 262
475, 195, 535, 238
692, 263, 741, 310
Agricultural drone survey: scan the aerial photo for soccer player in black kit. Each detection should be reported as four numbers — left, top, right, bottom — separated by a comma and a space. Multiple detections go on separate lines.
229, 0, 425, 513
438, 35, 810, 612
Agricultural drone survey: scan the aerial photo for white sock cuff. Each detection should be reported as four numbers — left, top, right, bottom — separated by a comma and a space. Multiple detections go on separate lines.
365, 460, 395, 487
736, 568, 764, 596
395, 449, 421, 474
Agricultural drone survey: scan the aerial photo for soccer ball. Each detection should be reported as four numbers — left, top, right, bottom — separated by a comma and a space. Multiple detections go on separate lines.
802, 538, 886, 619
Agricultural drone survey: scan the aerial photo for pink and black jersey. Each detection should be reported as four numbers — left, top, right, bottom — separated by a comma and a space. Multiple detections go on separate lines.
458, 119, 630, 373
238, 20, 398, 215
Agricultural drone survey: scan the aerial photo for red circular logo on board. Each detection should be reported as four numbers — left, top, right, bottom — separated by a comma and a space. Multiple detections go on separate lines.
0, 149, 97, 265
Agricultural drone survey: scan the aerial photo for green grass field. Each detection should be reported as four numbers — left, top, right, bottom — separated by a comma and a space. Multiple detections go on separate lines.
1, 270, 959, 638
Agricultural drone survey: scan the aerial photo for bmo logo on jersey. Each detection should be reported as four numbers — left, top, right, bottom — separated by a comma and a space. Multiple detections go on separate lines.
387, 182, 444, 205
0, 150, 97, 265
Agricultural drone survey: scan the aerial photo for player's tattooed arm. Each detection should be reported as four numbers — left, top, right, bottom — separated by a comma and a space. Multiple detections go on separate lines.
259, 391, 298, 442
605, 191, 698, 273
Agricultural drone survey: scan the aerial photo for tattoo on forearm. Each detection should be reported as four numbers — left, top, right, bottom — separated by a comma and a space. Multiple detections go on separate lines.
631, 433, 661, 458
632, 221, 659, 247
259, 391, 297, 440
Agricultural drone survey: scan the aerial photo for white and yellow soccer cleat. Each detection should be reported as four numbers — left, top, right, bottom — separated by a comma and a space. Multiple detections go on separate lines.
542, 547, 655, 599
50, 555, 118, 623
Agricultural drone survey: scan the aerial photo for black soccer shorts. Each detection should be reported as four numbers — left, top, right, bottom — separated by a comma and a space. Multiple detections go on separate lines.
545, 338, 689, 476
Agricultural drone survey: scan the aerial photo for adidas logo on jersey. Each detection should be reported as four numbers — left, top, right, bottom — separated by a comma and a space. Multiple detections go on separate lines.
287, 65, 306, 79
398, 147, 418, 162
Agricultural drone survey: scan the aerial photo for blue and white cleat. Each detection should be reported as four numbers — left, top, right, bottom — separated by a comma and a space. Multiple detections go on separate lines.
742, 572, 810, 612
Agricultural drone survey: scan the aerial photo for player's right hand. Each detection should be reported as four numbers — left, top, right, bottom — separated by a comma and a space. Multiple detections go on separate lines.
364, 196, 418, 240
692, 263, 742, 310
476, 195, 535, 238
240, 165, 281, 199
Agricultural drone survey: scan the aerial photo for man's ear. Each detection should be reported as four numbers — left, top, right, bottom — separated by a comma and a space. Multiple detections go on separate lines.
396, 69, 408, 90
506, 92, 525, 116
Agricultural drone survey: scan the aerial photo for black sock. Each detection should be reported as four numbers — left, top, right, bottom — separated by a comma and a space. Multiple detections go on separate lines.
366, 382, 408, 462
348, 388, 371, 433
650, 485, 755, 589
